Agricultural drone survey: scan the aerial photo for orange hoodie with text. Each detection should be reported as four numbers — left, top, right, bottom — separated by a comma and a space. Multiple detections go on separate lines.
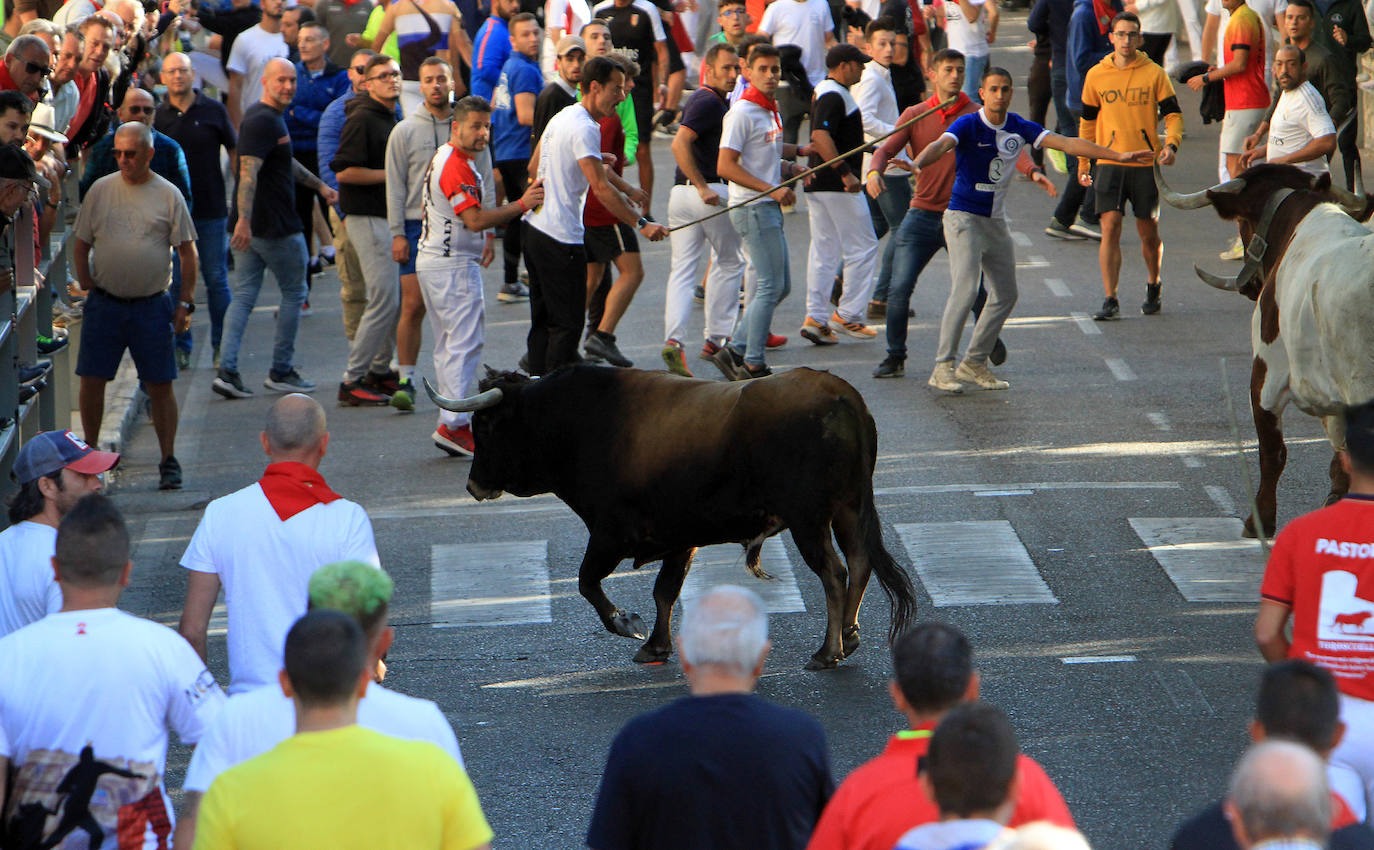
1078, 51, 1184, 170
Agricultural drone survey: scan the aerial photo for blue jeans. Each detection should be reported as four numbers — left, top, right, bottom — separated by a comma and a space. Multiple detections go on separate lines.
170, 216, 231, 354
729, 202, 790, 368
868, 174, 914, 304
885, 208, 947, 359
1050, 63, 1073, 136
963, 54, 989, 102
219, 232, 308, 377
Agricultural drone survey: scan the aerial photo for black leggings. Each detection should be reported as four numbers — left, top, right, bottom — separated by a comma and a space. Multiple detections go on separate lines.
1027, 52, 1051, 168
496, 160, 528, 284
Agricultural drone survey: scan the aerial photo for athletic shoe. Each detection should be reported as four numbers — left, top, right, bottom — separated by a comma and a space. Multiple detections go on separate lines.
954, 359, 1010, 390
585, 331, 633, 367
212, 369, 253, 399
36, 332, 68, 355
830, 311, 878, 339
176, 349, 192, 370
499, 281, 530, 303
1220, 236, 1244, 261
308, 255, 323, 276
710, 345, 748, 381
434, 423, 475, 457
1044, 219, 1086, 241
693, 284, 705, 304
873, 356, 905, 379
662, 341, 693, 377
1142, 283, 1162, 315
990, 338, 1008, 367
362, 370, 402, 396
928, 362, 964, 393
338, 380, 390, 406
158, 455, 183, 490
1093, 297, 1120, 321
19, 362, 51, 388
1068, 218, 1102, 240
264, 369, 317, 393
390, 379, 415, 411
1046, 147, 1068, 174
867, 300, 887, 320
765, 333, 787, 349
319, 246, 336, 265
299, 300, 312, 317
740, 363, 772, 379
800, 316, 839, 345
699, 339, 722, 360
651, 107, 678, 129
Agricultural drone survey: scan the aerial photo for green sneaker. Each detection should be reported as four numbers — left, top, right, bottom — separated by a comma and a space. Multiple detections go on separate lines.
1046, 148, 1068, 174
390, 379, 415, 412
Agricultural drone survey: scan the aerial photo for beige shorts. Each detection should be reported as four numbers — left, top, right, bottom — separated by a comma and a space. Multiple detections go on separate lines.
1220, 107, 1267, 154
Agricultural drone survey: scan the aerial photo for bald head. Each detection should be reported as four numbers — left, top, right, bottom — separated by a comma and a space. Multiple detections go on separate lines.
263, 394, 328, 458
1226, 740, 1330, 847
161, 51, 193, 96
114, 120, 151, 150
264, 56, 295, 80
261, 57, 298, 109
117, 86, 154, 125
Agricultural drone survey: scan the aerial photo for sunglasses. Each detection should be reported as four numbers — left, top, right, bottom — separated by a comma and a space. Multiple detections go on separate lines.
24, 60, 51, 77
112, 149, 142, 158
124, 105, 154, 115
367, 70, 401, 81
351, 64, 367, 73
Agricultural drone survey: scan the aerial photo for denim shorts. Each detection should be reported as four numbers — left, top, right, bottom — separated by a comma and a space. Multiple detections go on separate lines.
76, 288, 176, 383
399, 219, 423, 276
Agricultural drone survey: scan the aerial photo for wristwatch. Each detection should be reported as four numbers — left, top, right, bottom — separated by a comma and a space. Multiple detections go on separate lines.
178, 300, 195, 313
636, 216, 650, 229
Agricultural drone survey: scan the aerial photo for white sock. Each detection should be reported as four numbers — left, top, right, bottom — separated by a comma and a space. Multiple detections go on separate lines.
400, 365, 416, 383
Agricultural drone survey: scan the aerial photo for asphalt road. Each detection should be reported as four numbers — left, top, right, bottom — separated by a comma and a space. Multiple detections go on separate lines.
105, 27, 1350, 849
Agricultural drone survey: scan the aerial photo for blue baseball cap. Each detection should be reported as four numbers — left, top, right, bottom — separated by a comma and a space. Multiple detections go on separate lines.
14, 431, 120, 485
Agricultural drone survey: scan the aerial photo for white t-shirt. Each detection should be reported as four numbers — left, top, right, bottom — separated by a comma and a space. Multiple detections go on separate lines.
524, 103, 602, 244
943, 0, 990, 58
0, 520, 61, 638
0, 608, 224, 850
180, 482, 381, 694
759, 0, 834, 85
183, 682, 464, 793
1269, 81, 1335, 174
226, 24, 289, 116
720, 98, 784, 206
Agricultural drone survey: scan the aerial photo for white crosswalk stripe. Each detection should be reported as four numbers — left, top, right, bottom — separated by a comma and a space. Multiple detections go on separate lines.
1129, 518, 1267, 602
430, 541, 551, 627
680, 539, 806, 614
894, 521, 1058, 605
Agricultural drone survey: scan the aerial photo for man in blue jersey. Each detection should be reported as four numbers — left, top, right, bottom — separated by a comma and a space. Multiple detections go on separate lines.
911, 65, 1150, 393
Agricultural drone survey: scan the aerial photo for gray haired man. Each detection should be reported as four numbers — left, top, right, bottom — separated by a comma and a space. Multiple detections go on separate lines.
1226, 740, 1331, 849
585, 585, 834, 850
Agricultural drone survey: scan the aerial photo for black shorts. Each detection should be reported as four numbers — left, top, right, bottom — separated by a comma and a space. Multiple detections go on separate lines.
584, 221, 640, 264
1094, 164, 1159, 219
630, 84, 654, 144
665, 35, 684, 74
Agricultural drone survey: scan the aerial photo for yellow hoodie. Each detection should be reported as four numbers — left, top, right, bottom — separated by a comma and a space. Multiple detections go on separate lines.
1078, 51, 1185, 170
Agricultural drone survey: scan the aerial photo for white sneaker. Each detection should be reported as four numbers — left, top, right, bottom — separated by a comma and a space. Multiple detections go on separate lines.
954, 359, 1010, 390
1220, 236, 1244, 261
927, 362, 964, 393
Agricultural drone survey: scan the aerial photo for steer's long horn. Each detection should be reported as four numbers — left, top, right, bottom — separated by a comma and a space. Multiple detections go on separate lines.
1195, 263, 1241, 291
1329, 183, 1368, 216
1155, 160, 1217, 209
423, 378, 504, 412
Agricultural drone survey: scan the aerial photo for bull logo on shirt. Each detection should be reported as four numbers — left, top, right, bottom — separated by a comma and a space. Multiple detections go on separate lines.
1317, 570, 1374, 645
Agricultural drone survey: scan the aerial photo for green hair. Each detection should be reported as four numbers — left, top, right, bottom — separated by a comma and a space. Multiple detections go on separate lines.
308, 561, 394, 635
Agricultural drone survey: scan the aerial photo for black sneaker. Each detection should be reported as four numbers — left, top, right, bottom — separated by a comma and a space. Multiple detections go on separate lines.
1141, 283, 1162, 315
693, 285, 705, 305
584, 331, 633, 367
873, 356, 906, 379
741, 363, 772, 379
361, 370, 401, 396
159, 455, 182, 490
990, 338, 1008, 366
212, 368, 253, 399
338, 380, 390, 406
710, 345, 747, 381
264, 369, 317, 393
37, 332, 68, 354
19, 362, 51, 388
1093, 297, 1120, 321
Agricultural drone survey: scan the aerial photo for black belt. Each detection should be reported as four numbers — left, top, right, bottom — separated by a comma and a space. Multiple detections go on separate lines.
93, 287, 164, 304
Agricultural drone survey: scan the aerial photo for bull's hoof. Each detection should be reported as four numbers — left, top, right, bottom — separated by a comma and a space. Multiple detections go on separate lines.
841, 626, 860, 659
609, 612, 648, 640
633, 644, 672, 664
1242, 515, 1276, 540
804, 652, 842, 671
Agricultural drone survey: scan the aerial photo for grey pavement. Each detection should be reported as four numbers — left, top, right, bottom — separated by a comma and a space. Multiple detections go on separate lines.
102, 33, 1349, 850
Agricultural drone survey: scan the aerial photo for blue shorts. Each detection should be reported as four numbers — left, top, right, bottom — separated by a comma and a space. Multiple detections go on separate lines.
399, 219, 423, 276
76, 288, 177, 384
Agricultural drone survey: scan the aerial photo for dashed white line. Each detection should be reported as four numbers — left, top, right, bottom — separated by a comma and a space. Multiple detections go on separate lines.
1070, 312, 1102, 335
1104, 358, 1138, 381
1147, 412, 1173, 432
1061, 655, 1138, 664
1183, 456, 1205, 468
1043, 277, 1071, 297
1011, 230, 1032, 248
974, 489, 1035, 497
1205, 485, 1238, 516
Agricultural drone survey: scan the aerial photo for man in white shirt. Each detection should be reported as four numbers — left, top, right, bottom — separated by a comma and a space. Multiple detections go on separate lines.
758, 0, 835, 87
943, 0, 998, 99
0, 431, 117, 638
0, 495, 224, 849
1241, 44, 1335, 172
173, 560, 464, 848
227, 0, 289, 126
178, 393, 382, 695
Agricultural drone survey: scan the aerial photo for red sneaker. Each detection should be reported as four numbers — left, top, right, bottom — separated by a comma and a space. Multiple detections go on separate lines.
699, 339, 722, 360
766, 333, 788, 349
434, 424, 475, 457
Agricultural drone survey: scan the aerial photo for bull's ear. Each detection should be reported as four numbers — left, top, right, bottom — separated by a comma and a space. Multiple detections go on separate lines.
483, 365, 498, 379
1313, 172, 1332, 191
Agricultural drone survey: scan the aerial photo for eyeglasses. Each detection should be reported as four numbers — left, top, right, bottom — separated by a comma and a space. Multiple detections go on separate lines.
1110, 30, 1141, 38
24, 60, 51, 77
366, 70, 401, 81
351, 64, 367, 73
124, 105, 154, 114
720, 8, 746, 15
112, 149, 142, 158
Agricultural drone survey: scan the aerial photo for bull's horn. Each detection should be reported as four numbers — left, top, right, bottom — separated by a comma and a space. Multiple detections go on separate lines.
423, 379, 504, 412
1194, 263, 1240, 291
1155, 160, 1216, 209
1329, 183, 1367, 216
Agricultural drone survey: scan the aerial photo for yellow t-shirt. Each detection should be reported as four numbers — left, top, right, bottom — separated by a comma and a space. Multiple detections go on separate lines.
193, 725, 492, 850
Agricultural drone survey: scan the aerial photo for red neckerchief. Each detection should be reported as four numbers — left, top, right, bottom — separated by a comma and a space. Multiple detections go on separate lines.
258, 461, 342, 521
924, 90, 971, 122
739, 84, 782, 132
1092, 0, 1114, 34
0, 64, 36, 102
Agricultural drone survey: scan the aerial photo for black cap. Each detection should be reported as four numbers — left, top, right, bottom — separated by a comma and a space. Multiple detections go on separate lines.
0, 144, 37, 182
826, 43, 868, 69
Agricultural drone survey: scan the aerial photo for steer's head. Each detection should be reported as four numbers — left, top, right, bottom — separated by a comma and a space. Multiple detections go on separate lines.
424, 369, 534, 501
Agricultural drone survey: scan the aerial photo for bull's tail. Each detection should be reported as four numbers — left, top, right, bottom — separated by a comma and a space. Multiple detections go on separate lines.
859, 489, 917, 642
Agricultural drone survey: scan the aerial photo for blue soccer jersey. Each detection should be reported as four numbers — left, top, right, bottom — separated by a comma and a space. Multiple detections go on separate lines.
942, 110, 1049, 218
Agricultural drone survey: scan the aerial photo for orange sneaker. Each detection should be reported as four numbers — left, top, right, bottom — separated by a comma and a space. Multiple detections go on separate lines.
829, 311, 878, 339
434, 424, 475, 457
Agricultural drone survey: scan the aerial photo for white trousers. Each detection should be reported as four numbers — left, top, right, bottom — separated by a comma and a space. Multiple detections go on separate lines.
805, 191, 878, 324
665, 183, 745, 345
1332, 692, 1374, 821
417, 259, 485, 430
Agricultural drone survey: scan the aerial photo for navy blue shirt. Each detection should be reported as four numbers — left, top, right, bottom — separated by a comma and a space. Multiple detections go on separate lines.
237, 102, 301, 238
674, 85, 729, 185
586, 693, 833, 850
490, 51, 543, 163
155, 91, 237, 220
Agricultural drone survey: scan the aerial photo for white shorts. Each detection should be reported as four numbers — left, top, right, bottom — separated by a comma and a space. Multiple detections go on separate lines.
1220, 107, 1266, 155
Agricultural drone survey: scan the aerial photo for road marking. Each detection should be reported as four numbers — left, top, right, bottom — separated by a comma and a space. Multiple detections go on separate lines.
430, 540, 551, 627
1205, 485, 1238, 515
1043, 277, 1071, 297
679, 539, 806, 614
1011, 230, 1032, 248
895, 521, 1058, 605
1070, 312, 1102, 335
1104, 357, 1137, 381
1017, 254, 1050, 269
1155, 668, 1215, 715
1128, 518, 1266, 602
1147, 412, 1172, 432
874, 481, 1181, 496
1183, 456, 1205, 468
1061, 655, 1137, 664
974, 489, 1034, 497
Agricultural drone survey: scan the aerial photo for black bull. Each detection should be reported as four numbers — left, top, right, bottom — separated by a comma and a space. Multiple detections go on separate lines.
426, 365, 918, 669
